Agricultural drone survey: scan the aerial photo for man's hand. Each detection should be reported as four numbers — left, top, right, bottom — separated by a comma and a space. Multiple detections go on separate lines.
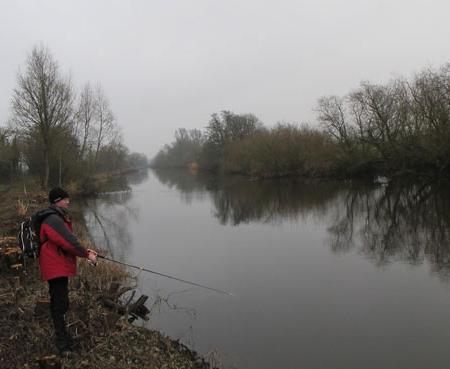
87, 249, 98, 263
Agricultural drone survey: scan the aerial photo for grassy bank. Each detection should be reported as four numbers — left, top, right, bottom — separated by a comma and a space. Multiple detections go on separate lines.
0, 186, 211, 369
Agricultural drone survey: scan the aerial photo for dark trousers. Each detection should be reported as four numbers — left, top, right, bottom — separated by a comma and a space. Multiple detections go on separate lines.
48, 277, 71, 351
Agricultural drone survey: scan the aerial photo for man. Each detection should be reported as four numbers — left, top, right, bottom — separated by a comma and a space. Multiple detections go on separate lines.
39, 187, 97, 355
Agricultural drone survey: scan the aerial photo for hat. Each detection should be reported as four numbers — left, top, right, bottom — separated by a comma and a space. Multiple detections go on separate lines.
49, 187, 69, 204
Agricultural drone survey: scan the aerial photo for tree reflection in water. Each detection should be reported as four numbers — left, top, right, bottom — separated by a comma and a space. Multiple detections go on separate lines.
153, 169, 450, 278
328, 180, 450, 277
153, 169, 345, 225
79, 172, 147, 261
151, 169, 213, 204
211, 178, 345, 225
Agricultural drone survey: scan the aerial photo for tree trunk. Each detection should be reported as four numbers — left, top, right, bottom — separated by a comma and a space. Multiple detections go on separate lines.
43, 147, 50, 189
58, 153, 62, 187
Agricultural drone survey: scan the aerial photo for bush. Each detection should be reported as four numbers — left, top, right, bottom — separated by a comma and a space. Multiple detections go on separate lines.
222, 124, 338, 178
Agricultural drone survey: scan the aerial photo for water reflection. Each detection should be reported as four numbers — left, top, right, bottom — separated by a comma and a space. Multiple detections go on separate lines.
151, 169, 212, 204
153, 170, 450, 275
153, 169, 346, 225
329, 180, 450, 276
82, 192, 138, 260
79, 171, 147, 260
211, 178, 345, 225
126, 168, 149, 186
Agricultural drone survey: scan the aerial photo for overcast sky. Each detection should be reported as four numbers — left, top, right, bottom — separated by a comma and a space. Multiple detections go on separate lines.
1, 0, 450, 158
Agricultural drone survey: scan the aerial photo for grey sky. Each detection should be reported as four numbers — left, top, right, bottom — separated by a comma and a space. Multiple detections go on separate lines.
1, 0, 450, 158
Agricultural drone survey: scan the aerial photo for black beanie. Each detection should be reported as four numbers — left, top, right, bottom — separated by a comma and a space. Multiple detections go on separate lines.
49, 187, 69, 204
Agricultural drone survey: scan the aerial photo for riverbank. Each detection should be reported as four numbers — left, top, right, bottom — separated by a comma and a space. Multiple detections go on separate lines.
152, 64, 450, 181
0, 186, 211, 369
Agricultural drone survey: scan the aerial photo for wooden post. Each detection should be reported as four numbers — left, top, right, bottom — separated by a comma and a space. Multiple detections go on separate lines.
100, 294, 150, 321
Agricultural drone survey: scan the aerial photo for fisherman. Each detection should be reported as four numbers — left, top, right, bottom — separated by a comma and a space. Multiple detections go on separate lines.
39, 187, 97, 355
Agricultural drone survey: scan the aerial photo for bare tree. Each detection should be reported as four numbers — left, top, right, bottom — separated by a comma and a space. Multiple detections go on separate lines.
93, 85, 116, 165
75, 83, 96, 159
316, 95, 353, 147
12, 45, 73, 187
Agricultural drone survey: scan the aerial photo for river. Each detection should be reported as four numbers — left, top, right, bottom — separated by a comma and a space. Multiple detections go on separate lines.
82, 169, 450, 369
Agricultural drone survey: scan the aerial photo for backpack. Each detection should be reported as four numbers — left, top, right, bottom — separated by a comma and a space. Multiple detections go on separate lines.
18, 208, 58, 259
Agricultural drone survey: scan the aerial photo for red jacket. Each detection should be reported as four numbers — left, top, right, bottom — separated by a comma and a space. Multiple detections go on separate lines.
39, 207, 88, 281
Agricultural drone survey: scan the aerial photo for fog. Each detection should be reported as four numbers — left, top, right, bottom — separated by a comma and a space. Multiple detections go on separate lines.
1, 0, 450, 158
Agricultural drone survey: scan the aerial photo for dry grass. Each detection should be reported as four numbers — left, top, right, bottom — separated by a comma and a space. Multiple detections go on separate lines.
65, 180, 79, 195
77, 253, 132, 292
16, 198, 28, 217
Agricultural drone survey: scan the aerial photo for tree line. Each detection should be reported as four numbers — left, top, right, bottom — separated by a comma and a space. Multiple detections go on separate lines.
0, 45, 148, 188
152, 63, 450, 179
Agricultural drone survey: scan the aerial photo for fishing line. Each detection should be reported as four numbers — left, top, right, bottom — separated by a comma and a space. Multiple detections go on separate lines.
97, 254, 234, 296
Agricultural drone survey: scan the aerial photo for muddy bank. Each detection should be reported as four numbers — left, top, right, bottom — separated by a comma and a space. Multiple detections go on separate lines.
0, 186, 212, 369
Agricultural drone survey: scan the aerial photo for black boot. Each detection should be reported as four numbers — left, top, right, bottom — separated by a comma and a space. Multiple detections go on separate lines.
53, 314, 72, 353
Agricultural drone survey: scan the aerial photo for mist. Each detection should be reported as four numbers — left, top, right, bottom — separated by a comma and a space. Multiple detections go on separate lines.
1, 0, 450, 157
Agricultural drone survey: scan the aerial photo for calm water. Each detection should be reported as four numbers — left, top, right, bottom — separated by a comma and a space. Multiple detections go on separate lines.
83, 170, 450, 369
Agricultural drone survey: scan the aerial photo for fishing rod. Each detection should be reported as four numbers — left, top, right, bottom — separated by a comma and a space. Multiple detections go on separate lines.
96, 254, 234, 296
